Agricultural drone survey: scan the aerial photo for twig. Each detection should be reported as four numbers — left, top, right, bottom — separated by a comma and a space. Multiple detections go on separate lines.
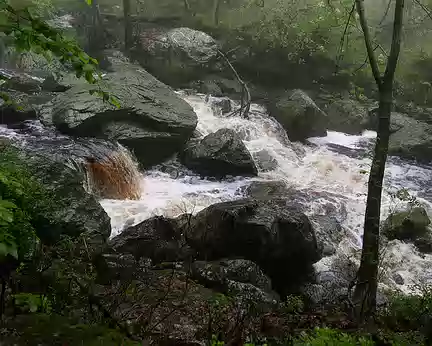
335, 2, 356, 72
217, 49, 251, 118
378, 0, 393, 27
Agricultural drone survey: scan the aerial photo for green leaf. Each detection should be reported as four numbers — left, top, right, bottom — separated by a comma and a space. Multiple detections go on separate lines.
0, 241, 18, 259
84, 0, 92, 5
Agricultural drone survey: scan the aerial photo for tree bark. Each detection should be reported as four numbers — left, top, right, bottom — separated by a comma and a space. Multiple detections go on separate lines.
123, 0, 133, 51
212, 0, 221, 26
353, 0, 405, 321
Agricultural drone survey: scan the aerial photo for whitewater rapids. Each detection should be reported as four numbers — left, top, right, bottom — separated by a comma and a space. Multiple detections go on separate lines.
101, 92, 432, 294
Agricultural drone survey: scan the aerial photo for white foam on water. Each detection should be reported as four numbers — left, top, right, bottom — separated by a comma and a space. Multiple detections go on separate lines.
2, 92, 432, 294
101, 93, 432, 293
101, 172, 249, 237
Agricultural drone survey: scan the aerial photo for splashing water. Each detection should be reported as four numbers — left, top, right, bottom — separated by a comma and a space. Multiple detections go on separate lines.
2, 93, 432, 293
101, 92, 432, 293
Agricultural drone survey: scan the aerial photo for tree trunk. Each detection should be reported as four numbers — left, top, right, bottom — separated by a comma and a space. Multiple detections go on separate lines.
123, 0, 133, 51
353, 0, 405, 321
212, 0, 221, 26
86, 0, 105, 59
353, 86, 392, 317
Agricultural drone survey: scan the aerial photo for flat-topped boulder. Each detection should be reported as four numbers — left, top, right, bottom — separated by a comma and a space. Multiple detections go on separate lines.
41, 59, 197, 168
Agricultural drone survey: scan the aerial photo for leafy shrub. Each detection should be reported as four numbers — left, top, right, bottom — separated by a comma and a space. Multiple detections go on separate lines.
294, 328, 374, 346
380, 286, 432, 331
13, 293, 52, 313
282, 295, 304, 315
2, 313, 141, 345
0, 147, 41, 264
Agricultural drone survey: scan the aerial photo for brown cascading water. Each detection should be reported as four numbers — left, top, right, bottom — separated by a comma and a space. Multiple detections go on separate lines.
84, 145, 142, 200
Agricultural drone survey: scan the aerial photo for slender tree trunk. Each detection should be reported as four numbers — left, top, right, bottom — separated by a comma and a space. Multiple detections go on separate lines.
353, 0, 405, 321
123, 0, 133, 51
212, 0, 221, 26
353, 86, 392, 317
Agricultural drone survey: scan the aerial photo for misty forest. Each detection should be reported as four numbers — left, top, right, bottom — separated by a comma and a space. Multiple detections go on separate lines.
1, 0, 432, 344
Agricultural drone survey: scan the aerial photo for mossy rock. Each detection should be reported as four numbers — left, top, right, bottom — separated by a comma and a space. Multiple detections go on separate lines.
383, 207, 431, 242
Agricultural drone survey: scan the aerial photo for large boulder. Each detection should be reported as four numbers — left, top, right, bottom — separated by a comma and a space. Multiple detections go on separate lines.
181, 128, 258, 178
322, 98, 369, 134
383, 207, 431, 252
0, 68, 42, 93
367, 110, 432, 163
137, 27, 219, 87
387, 116, 432, 163
0, 139, 111, 244
41, 59, 198, 168
268, 89, 327, 142
186, 198, 321, 294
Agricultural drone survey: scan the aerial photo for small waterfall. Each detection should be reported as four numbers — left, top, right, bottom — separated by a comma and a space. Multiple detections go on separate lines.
84, 145, 142, 200
0, 121, 142, 200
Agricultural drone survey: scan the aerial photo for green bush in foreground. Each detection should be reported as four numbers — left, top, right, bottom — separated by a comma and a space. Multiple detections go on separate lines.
294, 328, 374, 346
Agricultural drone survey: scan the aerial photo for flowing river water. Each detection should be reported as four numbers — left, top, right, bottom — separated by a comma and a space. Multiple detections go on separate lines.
1, 91, 432, 294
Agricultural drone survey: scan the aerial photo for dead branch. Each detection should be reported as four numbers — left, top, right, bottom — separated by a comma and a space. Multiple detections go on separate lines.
217, 49, 251, 118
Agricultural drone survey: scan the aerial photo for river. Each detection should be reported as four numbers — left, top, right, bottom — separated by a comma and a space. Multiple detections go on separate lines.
2, 91, 432, 294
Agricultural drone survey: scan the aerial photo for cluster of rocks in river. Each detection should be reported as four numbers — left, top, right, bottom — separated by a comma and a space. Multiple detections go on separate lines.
1, 22, 432, 343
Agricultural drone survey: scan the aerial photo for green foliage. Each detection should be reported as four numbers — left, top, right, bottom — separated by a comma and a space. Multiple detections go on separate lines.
2, 313, 141, 345
294, 327, 374, 346
0, 0, 119, 107
0, 148, 40, 264
13, 293, 52, 313
282, 295, 304, 315
380, 286, 432, 331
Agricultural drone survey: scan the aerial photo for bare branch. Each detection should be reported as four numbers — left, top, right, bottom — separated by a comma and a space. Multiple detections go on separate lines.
355, 0, 383, 85
378, 0, 393, 26
335, 2, 356, 71
217, 49, 251, 118
413, 0, 432, 21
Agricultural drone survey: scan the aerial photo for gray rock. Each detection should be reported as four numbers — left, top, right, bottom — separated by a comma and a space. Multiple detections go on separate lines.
164, 28, 218, 64
42, 59, 197, 168
138, 27, 219, 86
386, 115, 432, 163
268, 89, 327, 142
190, 259, 279, 308
310, 215, 346, 257
109, 216, 193, 262
0, 68, 42, 93
323, 98, 369, 134
190, 78, 223, 96
383, 207, 431, 241
181, 128, 258, 178
187, 198, 321, 294
253, 149, 278, 172
243, 181, 290, 199
392, 273, 405, 285
209, 96, 232, 114
0, 140, 111, 244
301, 255, 358, 307
0, 91, 37, 125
